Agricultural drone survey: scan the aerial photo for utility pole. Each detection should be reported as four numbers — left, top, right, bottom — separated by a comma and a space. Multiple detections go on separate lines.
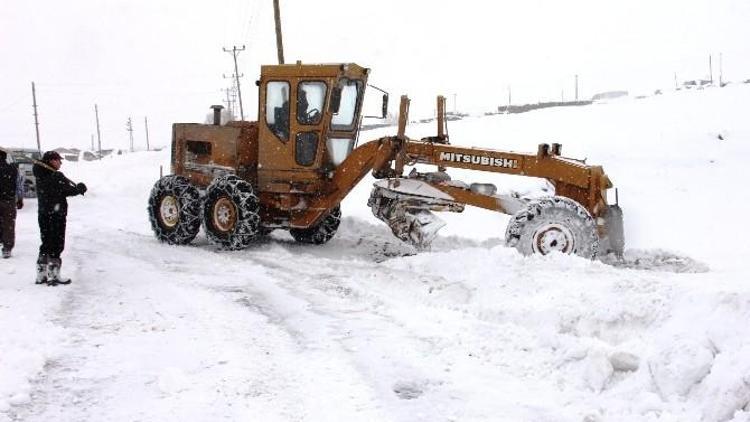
144, 116, 151, 151
709, 54, 713, 84
507, 85, 512, 107
222, 87, 234, 119
126, 117, 134, 152
719, 53, 723, 86
674, 72, 678, 90
31, 82, 41, 153
230, 88, 239, 119
223, 45, 246, 120
453, 93, 457, 113
94, 104, 102, 156
90, 134, 94, 151
574, 74, 579, 101
221, 80, 240, 119
273, 0, 285, 64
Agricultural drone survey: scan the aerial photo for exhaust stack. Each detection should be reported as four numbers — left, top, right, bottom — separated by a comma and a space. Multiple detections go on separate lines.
210, 105, 224, 126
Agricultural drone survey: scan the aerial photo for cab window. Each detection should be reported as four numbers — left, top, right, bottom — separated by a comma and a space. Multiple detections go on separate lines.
331, 79, 362, 131
266, 81, 290, 141
297, 81, 326, 125
296, 132, 319, 166
326, 137, 355, 166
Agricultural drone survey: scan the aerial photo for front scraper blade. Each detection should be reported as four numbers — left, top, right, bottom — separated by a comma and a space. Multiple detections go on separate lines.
368, 184, 449, 250
406, 209, 446, 249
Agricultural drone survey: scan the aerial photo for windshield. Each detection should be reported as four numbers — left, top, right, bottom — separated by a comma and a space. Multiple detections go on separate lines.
331, 79, 362, 131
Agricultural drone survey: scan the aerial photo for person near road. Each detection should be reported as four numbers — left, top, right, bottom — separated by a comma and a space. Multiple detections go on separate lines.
0, 148, 24, 258
33, 151, 87, 285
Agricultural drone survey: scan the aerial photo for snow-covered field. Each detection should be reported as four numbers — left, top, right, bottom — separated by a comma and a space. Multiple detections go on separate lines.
2, 85, 750, 421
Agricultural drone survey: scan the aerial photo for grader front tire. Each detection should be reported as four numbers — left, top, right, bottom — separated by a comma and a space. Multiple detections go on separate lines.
505, 196, 599, 259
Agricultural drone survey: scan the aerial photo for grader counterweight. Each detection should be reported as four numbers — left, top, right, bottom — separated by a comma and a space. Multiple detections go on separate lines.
148, 61, 624, 258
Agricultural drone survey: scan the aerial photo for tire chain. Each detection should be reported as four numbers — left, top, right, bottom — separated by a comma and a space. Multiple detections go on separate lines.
505, 196, 599, 258
204, 175, 261, 250
290, 207, 341, 245
148, 175, 202, 244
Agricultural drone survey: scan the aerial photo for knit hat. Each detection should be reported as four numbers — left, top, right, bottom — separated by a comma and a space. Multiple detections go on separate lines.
42, 151, 63, 162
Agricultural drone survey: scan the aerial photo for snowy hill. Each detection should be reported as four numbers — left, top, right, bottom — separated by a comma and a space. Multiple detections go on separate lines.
2, 85, 750, 421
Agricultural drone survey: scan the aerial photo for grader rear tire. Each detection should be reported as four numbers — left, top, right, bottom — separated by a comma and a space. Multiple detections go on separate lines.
203, 175, 261, 250
505, 196, 599, 259
290, 207, 341, 245
148, 175, 202, 245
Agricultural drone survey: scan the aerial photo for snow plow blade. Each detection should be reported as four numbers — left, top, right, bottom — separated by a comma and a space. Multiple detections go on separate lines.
368, 180, 463, 249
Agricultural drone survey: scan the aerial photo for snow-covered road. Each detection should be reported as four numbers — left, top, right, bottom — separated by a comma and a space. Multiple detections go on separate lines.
3, 86, 750, 421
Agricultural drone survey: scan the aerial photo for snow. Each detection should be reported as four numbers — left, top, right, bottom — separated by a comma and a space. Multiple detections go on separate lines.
2, 85, 750, 421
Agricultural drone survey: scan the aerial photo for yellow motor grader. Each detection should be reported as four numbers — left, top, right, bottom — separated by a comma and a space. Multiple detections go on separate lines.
148, 62, 624, 258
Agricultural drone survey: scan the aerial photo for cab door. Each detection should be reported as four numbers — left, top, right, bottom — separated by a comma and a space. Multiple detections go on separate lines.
258, 78, 330, 193
292, 80, 328, 168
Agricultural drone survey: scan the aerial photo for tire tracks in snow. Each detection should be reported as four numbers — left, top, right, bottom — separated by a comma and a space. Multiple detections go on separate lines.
11, 230, 390, 421
84, 229, 477, 420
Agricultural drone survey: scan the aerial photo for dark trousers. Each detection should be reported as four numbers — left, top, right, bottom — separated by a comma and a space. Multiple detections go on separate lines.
0, 199, 16, 252
38, 212, 66, 260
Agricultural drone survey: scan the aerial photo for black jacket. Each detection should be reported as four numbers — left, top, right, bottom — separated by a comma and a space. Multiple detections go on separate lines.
33, 163, 81, 216
0, 160, 18, 201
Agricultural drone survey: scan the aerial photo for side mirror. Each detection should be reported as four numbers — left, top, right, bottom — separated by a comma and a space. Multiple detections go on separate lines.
363, 84, 389, 119
330, 87, 342, 114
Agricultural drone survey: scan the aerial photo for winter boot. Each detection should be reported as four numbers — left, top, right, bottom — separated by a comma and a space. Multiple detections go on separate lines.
36, 255, 49, 285
2, 249, 10, 259
47, 258, 71, 286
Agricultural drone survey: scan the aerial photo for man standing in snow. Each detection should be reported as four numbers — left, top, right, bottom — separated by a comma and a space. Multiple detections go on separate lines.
34, 151, 87, 285
0, 148, 24, 258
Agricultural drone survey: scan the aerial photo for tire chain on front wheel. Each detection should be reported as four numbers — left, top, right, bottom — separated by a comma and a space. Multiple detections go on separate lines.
203, 175, 260, 250
289, 207, 341, 245
148, 175, 202, 244
505, 196, 599, 258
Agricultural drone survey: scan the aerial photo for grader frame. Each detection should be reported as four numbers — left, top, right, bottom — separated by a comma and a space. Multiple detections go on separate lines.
149, 61, 623, 257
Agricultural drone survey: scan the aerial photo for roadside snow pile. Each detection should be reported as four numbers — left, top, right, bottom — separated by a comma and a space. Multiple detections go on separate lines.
379, 247, 750, 421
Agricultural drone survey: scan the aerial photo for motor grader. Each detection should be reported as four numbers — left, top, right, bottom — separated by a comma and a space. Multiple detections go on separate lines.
148, 61, 624, 258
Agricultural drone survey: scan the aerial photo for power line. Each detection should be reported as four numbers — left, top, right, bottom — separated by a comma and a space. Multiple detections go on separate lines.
0, 94, 28, 113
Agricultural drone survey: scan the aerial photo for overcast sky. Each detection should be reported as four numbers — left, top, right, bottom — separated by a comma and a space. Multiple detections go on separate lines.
1, 0, 748, 151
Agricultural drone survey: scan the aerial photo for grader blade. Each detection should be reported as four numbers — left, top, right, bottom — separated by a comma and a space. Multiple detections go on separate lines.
368, 181, 458, 249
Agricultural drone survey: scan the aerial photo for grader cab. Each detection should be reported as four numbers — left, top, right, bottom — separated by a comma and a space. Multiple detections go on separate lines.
148, 61, 624, 258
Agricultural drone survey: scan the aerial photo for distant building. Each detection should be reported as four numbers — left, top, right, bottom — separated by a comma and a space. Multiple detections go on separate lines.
591, 91, 628, 101
682, 79, 712, 89
54, 147, 81, 161
52, 147, 123, 161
